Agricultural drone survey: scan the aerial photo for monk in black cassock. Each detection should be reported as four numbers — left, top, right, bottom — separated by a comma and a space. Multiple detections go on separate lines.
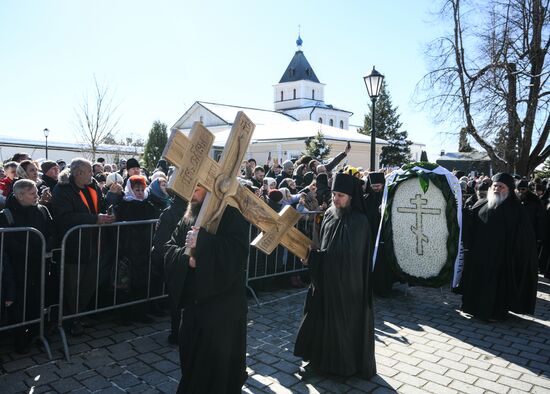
294, 172, 377, 379
365, 172, 399, 296
164, 185, 250, 394
460, 173, 538, 321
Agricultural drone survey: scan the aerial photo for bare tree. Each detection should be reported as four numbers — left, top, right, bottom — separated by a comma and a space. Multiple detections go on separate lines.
74, 76, 121, 160
417, 0, 550, 175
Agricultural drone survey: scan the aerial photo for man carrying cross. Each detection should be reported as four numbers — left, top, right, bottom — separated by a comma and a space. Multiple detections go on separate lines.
294, 172, 377, 379
164, 185, 249, 393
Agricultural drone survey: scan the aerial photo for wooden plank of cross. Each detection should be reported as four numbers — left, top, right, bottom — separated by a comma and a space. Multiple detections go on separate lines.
162, 111, 313, 260
230, 185, 312, 259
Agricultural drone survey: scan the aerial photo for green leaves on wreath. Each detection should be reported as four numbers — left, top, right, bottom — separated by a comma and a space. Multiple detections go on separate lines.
418, 171, 429, 193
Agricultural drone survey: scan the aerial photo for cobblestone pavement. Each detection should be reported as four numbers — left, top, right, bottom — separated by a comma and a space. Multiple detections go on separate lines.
0, 276, 549, 393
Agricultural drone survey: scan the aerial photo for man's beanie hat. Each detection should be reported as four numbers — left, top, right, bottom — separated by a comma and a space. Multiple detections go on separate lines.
268, 189, 283, 203
41, 160, 58, 174
126, 158, 140, 170
492, 172, 516, 191
282, 160, 293, 171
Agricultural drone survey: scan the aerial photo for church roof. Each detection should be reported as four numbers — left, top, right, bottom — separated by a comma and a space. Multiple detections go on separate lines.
199, 102, 297, 125
211, 120, 388, 147
279, 50, 320, 84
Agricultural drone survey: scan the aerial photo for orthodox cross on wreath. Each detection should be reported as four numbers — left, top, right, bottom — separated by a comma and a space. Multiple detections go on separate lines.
396, 193, 441, 255
162, 111, 313, 260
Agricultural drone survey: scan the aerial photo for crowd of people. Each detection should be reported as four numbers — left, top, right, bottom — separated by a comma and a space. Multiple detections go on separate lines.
0, 147, 547, 392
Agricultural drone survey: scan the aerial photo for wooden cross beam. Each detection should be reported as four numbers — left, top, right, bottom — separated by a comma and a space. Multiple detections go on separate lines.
162, 111, 313, 260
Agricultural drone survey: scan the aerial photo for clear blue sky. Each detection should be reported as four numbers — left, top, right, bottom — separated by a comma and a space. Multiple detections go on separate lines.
0, 0, 457, 160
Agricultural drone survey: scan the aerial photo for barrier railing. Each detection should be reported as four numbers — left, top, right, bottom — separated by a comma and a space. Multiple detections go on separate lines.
2, 210, 322, 360
56, 219, 164, 361
245, 211, 322, 305
0, 227, 52, 359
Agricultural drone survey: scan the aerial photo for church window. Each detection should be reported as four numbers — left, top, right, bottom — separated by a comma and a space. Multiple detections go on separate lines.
312, 90, 315, 99
281, 91, 283, 101
199, 116, 204, 124
293, 89, 296, 99
329, 119, 334, 126
340, 120, 344, 129
306, 68, 310, 76
318, 117, 323, 124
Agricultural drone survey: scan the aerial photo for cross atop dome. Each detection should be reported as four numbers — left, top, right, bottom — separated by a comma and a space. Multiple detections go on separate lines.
296, 25, 303, 50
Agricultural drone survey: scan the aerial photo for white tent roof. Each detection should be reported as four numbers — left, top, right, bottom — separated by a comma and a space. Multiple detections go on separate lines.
210, 120, 388, 147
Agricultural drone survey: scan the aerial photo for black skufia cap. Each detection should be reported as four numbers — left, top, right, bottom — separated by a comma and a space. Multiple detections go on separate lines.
492, 172, 515, 191
368, 172, 385, 185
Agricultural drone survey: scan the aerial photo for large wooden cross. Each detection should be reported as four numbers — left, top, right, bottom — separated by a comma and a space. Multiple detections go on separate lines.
162, 111, 312, 260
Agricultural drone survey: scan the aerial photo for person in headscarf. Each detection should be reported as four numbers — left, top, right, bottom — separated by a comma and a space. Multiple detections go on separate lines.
294, 172, 376, 380
147, 176, 171, 215
114, 175, 157, 323
459, 173, 539, 321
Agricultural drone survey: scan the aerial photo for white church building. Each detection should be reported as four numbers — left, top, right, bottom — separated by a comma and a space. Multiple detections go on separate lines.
172, 36, 425, 170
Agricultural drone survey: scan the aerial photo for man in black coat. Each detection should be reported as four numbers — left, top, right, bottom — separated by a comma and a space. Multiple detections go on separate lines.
294, 173, 376, 379
151, 195, 187, 344
0, 179, 54, 353
164, 185, 250, 394
460, 173, 539, 321
50, 158, 115, 335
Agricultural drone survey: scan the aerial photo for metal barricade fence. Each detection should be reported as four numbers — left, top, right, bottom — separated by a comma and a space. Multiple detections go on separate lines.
245, 211, 322, 305
57, 219, 164, 361
0, 227, 52, 359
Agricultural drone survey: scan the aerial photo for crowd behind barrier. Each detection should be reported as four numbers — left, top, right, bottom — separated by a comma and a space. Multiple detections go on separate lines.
2, 150, 549, 363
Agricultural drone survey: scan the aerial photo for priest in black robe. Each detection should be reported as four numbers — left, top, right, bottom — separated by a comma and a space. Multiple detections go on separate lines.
460, 173, 538, 321
294, 172, 377, 379
164, 185, 250, 394
365, 172, 399, 296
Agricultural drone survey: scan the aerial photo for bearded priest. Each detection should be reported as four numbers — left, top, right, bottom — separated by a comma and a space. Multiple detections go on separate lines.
460, 172, 538, 322
294, 172, 377, 380
164, 185, 250, 394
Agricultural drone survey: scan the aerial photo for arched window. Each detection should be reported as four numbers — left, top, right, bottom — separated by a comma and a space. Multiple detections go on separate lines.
199, 116, 204, 124
340, 120, 344, 129
280, 91, 284, 101
318, 117, 323, 124
329, 119, 334, 126
293, 89, 296, 99
312, 90, 315, 99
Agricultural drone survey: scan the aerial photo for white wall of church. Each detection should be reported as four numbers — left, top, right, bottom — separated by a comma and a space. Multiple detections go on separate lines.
282, 108, 349, 130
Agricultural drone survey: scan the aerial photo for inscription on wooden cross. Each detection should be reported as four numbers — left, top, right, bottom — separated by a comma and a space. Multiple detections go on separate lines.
162, 112, 313, 260
396, 194, 441, 255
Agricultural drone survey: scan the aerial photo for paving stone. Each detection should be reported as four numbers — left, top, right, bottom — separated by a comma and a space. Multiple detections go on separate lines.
49, 377, 82, 393
81, 375, 112, 390
474, 377, 510, 393
110, 371, 143, 388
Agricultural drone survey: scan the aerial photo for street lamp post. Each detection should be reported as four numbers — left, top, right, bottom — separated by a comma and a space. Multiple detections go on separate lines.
43, 128, 50, 159
363, 66, 385, 171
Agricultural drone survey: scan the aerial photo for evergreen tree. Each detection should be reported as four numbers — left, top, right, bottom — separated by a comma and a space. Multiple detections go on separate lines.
304, 130, 331, 160
359, 81, 412, 167
143, 120, 168, 171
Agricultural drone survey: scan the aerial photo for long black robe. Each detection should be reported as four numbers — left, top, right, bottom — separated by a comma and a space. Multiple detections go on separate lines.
164, 206, 249, 394
365, 188, 398, 296
294, 206, 376, 378
460, 196, 538, 320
